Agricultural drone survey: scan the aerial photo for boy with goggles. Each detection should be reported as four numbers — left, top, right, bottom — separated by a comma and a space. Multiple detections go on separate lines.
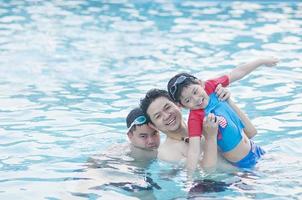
167, 57, 278, 172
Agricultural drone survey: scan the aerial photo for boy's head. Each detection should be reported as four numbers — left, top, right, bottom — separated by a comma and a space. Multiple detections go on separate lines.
167, 73, 199, 102
126, 107, 160, 150
140, 89, 183, 134
167, 73, 209, 110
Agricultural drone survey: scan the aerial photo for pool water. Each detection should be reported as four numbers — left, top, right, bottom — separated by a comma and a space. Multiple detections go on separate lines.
0, 0, 301, 199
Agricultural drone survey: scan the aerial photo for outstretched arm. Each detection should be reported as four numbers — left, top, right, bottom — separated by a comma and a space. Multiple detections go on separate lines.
228, 57, 279, 83
227, 99, 257, 138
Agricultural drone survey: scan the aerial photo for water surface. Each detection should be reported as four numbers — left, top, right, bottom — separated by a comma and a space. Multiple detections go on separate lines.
0, 1, 301, 199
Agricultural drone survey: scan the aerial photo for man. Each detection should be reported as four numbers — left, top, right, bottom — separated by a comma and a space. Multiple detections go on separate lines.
78, 108, 161, 199
94, 107, 160, 163
140, 85, 233, 173
125, 107, 160, 161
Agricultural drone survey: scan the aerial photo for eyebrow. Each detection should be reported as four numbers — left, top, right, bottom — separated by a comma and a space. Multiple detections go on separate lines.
180, 87, 192, 99
164, 103, 170, 109
140, 130, 158, 135
152, 111, 160, 118
152, 103, 168, 118
191, 85, 196, 92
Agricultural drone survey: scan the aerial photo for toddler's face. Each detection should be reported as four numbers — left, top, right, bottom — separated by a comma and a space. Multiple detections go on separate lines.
179, 83, 209, 110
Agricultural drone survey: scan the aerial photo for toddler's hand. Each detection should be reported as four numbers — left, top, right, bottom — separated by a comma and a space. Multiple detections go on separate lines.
203, 113, 219, 140
215, 84, 231, 101
261, 57, 279, 67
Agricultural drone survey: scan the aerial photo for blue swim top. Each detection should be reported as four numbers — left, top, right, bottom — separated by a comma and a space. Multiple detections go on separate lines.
205, 94, 244, 152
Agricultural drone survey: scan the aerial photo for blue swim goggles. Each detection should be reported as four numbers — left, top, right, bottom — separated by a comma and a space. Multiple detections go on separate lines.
128, 115, 147, 131
170, 75, 195, 101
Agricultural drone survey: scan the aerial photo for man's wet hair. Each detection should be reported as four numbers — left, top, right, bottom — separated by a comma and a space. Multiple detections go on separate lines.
128, 124, 143, 134
126, 107, 148, 134
167, 72, 199, 103
140, 88, 172, 123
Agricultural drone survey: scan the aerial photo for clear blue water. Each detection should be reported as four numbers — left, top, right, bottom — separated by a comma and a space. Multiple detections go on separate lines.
0, 0, 301, 199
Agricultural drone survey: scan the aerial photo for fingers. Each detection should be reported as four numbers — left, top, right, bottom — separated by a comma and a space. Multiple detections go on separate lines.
215, 84, 224, 100
215, 84, 223, 94
205, 113, 219, 126
265, 57, 279, 67
210, 114, 219, 125
221, 91, 230, 101
215, 84, 231, 101
272, 58, 279, 66
203, 113, 219, 138
207, 113, 216, 123
214, 116, 219, 125
272, 57, 279, 63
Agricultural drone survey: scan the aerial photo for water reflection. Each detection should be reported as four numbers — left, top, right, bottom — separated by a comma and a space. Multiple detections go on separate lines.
0, 0, 301, 199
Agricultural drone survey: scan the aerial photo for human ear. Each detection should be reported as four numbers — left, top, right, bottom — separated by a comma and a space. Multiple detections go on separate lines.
127, 132, 133, 140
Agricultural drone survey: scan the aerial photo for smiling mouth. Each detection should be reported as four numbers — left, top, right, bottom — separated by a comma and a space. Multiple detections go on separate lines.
166, 116, 176, 126
197, 98, 204, 107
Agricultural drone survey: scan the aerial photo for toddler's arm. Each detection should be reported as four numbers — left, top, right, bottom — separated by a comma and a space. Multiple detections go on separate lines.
228, 57, 278, 83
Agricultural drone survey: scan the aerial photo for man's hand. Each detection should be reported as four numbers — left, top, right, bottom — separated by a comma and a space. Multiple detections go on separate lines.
215, 84, 231, 101
260, 57, 279, 67
203, 113, 219, 140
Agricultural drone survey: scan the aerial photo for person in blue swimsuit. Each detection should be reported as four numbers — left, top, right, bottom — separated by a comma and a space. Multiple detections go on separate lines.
167, 57, 278, 174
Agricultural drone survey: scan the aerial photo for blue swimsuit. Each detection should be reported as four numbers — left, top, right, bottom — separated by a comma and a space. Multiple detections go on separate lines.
205, 94, 265, 168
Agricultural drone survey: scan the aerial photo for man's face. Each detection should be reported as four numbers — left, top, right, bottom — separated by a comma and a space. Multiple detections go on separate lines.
128, 124, 160, 150
147, 96, 183, 133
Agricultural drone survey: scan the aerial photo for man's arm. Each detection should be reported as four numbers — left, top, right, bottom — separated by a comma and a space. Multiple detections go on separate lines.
228, 57, 279, 83
227, 99, 257, 138
200, 114, 218, 170
187, 137, 201, 175
186, 114, 218, 177
200, 134, 217, 169
215, 84, 231, 101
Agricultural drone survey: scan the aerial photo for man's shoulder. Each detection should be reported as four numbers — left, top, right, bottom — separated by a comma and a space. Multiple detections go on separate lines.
157, 139, 187, 162
161, 138, 188, 148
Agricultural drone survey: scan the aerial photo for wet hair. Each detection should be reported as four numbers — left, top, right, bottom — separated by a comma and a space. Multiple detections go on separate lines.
167, 72, 199, 103
128, 124, 144, 134
140, 88, 172, 123
126, 107, 148, 134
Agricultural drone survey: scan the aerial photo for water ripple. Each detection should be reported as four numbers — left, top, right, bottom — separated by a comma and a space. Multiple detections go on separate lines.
0, 0, 301, 199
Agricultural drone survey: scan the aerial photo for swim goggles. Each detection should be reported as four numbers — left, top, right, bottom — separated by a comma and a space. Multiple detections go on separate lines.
128, 115, 147, 131
169, 75, 194, 101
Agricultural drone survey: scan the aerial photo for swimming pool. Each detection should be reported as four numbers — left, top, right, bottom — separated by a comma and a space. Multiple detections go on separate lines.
0, 0, 301, 199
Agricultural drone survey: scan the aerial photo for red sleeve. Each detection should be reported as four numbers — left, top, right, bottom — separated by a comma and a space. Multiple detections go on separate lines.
188, 110, 205, 137
205, 75, 230, 95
